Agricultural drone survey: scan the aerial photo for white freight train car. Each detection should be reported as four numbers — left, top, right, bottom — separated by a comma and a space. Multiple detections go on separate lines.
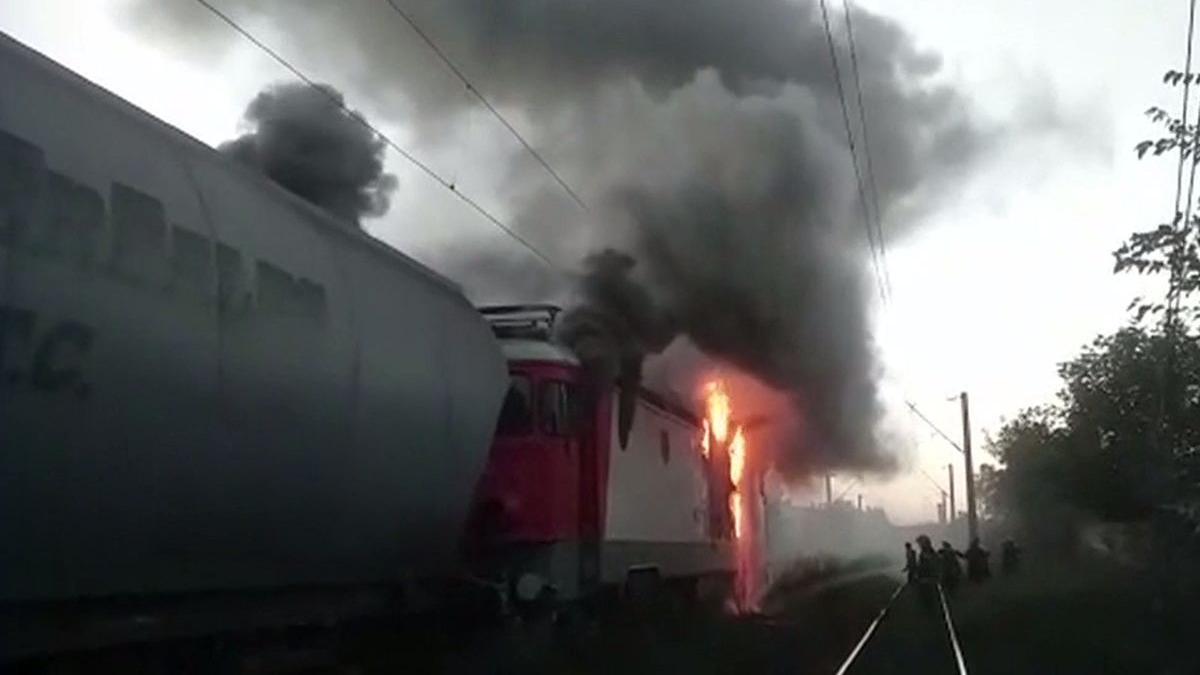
0, 31, 506, 656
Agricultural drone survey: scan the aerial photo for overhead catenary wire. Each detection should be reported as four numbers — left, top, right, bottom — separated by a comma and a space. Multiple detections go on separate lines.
916, 466, 948, 496
905, 400, 964, 454
826, 1, 962, 465
819, 0, 971, 484
203, 0, 962, 473
840, 0, 893, 299
189, 0, 560, 271
817, 0, 889, 305
834, 476, 861, 502
382, 0, 590, 213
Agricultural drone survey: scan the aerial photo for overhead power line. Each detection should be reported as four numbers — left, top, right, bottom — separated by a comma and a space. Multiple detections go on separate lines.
817, 0, 889, 305
190, 0, 560, 271
905, 400, 964, 454
382, 1, 590, 213
834, 476, 861, 502
917, 466, 948, 496
840, 0, 893, 299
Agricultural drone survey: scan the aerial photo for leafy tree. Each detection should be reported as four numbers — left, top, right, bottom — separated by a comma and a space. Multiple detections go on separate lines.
1118, 71, 1200, 328
983, 328, 1200, 545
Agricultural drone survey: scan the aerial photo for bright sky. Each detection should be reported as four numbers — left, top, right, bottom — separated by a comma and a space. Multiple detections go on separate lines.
0, 1, 1185, 523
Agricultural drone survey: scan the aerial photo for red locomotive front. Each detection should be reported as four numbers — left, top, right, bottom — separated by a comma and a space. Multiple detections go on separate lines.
465, 306, 738, 607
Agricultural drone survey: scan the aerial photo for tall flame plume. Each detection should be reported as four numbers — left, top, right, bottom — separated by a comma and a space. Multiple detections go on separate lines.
701, 379, 756, 610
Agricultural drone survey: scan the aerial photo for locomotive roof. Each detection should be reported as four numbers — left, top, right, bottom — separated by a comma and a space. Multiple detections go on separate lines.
499, 338, 700, 427
500, 338, 582, 365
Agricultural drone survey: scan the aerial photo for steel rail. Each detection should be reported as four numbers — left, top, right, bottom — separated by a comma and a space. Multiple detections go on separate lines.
832, 582, 906, 675
937, 584, 969, 675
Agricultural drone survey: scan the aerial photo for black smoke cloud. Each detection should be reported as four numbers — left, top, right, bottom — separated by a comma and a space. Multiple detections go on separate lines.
221, 82, 397, 227
556, 249, 676, 387
125, 0, 986, 474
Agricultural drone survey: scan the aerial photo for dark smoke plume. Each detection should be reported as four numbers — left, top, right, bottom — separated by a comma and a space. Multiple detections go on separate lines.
220, 82, 397, 227
555, 250, 676, 386
125, 0, 988, 474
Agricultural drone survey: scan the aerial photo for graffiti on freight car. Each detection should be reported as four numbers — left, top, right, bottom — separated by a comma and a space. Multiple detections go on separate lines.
0, 306, 94, 399
0, 128, 328, 322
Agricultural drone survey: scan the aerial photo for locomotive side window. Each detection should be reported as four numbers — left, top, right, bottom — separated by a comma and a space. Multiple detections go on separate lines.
497, 375, 533, 436
539, 381, 579, 436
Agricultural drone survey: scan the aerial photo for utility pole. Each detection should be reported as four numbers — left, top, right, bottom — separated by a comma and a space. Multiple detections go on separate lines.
960, 392, 978, 543
947, 463, 956, 522
857, 494, 863, 511
825, 473, 833, 506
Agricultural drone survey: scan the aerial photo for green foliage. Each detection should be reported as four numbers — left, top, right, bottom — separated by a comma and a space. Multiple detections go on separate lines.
984, 71, 1200, 556
983, 328, 1200, 544
1115, 74, 1200, 328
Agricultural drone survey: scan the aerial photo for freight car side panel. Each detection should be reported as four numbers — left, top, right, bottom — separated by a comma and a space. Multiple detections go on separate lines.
183, 158, 363, 586
0, 102, 226, 598
0, 31, 507, 603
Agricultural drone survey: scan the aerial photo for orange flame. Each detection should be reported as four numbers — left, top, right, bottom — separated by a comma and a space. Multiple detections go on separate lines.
705, 381, 732, 444
729, 426, 746, 487
730, 492, 744, 539
701, 379, 756, 610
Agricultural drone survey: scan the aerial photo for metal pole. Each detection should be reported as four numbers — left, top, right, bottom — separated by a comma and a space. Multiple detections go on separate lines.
947, 463, 956, 522
960, 392, 978, 543
825, 473, 833, 506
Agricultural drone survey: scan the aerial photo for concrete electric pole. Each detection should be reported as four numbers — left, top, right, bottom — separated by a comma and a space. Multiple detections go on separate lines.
947, 463, 956, 522
960, 392, 978, 543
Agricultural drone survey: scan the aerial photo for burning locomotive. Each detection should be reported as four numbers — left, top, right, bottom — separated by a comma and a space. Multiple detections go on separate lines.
0, 31, 762, 660
465, 306, 752, 609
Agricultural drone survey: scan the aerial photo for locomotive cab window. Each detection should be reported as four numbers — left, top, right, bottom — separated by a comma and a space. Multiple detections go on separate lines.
540, 380, 580, 436
496, 375, 533, 436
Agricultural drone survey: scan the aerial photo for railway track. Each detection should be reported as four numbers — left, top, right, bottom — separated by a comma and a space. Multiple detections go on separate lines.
833, 581, 970, 675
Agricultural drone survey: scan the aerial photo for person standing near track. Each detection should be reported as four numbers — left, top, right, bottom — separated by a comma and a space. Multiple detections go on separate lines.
904, 542, 918, 583
1002, 539, 1021, 575
939, 541, 964, 596
966, 538, 991, 583
915, 535, 940, 609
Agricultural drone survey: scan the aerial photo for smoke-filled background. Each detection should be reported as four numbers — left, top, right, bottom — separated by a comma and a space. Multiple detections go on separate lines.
123, 0, 990, 477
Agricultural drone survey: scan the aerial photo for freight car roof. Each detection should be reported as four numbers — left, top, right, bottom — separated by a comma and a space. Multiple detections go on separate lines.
0, 30, 465, 301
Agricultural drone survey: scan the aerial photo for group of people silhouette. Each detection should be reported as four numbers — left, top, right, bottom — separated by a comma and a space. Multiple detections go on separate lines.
904, 535, 1022, 598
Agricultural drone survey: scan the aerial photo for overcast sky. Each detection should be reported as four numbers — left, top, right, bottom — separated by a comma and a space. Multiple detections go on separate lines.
0, 1, 1186, 523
